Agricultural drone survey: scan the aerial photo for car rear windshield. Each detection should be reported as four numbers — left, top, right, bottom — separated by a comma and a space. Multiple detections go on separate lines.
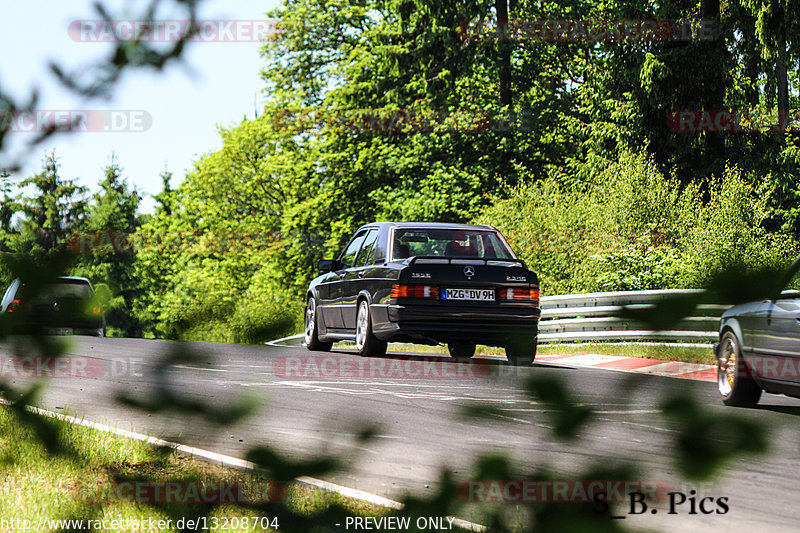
392, 228, 513, 261
37, 281, 92, 300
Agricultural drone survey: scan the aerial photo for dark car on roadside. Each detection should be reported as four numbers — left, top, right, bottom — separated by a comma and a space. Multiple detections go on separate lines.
715, 256, 800, 406
304, 222, 540, 365
1, 276, 105, 336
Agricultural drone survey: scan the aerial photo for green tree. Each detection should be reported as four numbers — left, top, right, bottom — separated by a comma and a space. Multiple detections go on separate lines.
12, 152, 86, 256
132, 115, 305, 340
72, 155, 142, 336
154, 168, 174, 217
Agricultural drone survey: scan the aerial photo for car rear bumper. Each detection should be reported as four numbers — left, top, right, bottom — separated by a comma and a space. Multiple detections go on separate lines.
374, 303, 539, 345
12, 317, 104, 333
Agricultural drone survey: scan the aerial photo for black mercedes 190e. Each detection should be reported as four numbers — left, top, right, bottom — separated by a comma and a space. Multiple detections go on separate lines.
303, 222, 541, 365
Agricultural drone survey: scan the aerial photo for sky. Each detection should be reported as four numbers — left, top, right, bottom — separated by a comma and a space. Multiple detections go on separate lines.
0, 0, 282, 212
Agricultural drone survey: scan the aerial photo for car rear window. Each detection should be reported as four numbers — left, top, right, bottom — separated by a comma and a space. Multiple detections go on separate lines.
392, 228, 513, 260
38, 281, 92, 299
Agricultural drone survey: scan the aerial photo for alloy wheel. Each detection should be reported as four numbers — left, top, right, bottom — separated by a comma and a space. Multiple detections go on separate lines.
355, 301, 368, 351
718, 335, 736, 397
304, 298, 316, 346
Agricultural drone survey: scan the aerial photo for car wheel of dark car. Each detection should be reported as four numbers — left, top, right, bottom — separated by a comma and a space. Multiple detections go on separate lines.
304, 296, 332, 352
355, 300, 387, 356
718, 331, 762, 407
506, 337, 537, 366
447, 342, 476, 358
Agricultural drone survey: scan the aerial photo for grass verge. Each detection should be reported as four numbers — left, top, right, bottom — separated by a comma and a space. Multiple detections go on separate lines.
0, 405, 404, 532
380, 342, 715, 365
537, 343, 715, 365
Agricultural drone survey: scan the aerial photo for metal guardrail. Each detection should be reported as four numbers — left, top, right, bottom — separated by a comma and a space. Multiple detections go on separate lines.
538, 289, 728, 344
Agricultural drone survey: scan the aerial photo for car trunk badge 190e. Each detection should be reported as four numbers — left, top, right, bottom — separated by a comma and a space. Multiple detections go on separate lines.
463, 266, 475, 278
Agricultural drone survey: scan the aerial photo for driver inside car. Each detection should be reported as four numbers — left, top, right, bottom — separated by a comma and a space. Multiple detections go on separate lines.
445, 231, 479, 257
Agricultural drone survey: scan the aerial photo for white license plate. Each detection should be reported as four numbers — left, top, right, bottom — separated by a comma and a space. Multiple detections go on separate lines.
45, 328, 73, 336
442, 288, 495, 301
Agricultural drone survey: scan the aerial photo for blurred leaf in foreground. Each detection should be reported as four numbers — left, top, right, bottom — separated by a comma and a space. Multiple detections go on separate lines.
661, 395, 768, 479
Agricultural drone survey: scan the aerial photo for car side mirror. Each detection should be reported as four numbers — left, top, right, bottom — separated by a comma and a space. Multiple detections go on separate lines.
317, 259, 337, 272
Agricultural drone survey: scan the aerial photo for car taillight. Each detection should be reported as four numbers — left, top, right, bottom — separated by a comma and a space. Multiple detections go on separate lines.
7, 299, 20, 312
502, 288, 540, 303
391, 284, 439, 298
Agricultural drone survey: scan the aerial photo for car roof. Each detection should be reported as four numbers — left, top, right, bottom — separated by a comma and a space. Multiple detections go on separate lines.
57, 276, 92, 283
8, 276, 94, 294
13, 276, 92, 285
360, 221, 497, 231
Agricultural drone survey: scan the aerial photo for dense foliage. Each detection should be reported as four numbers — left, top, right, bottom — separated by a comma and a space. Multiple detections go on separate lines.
1, 4, 789, 532
480, 151, 798, 295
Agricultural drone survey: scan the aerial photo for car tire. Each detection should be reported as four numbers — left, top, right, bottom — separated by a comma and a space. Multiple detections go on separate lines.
355, 299, 387, 356
447, 342, 476, 358
718, 331, 761, 407
506, 337, 537, 366
304, 296, 332, 352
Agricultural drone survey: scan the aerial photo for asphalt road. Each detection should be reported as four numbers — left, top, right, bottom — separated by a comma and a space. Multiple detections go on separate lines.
3, 336, 800, 532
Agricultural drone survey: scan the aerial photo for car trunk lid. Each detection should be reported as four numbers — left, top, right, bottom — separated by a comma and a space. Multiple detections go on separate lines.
397, 257, 538, 306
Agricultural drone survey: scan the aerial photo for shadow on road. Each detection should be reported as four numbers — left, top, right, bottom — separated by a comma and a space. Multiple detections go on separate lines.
752, 404, 800, 416
331, 348, 576, 371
